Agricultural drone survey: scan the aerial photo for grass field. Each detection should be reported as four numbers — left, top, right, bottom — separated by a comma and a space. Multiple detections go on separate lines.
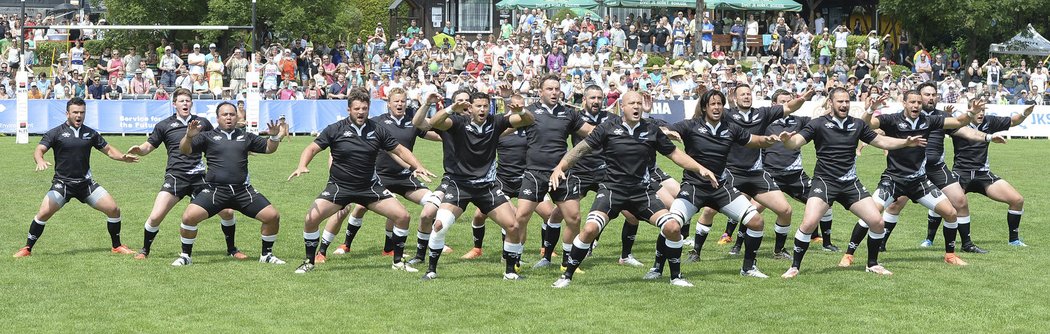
2, 135, 1048, 333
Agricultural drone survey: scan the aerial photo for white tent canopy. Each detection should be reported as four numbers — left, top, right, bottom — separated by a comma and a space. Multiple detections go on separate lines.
989, 24, 1050, 56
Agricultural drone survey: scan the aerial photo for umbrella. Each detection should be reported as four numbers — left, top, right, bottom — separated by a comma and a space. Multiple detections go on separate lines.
433, 33, 456, 49
570, 8, 601, 21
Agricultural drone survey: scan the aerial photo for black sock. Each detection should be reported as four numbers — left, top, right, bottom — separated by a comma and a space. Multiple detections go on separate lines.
774, 225, 789, 251
502, 249, 521, 274
344, 223, 362, 248
427, 247, 443, 273
383, 230, 394, 253
563, 244, 589, 279
959, 221, 972, 246
791, 233, 812, 269
305, 237, 319, 264
181, 241, 194, 257
542, 223, 561, 261
867, 233, 884, 267
680, 222, 691, 239
26, 219, 46, 250
318, 237, 331, 256
742, 230, 763, 271
391, 232, 407, 264
846, 222, 869, 255
261, 237, 275, 256
107, 219, 122, 248
734, 229, 745, 249
723, 219, 738, 236
883, 221, 897, 249
652, 234, 667, 272
221, 223, 237, 253
1007, 210, 1022, 242
415, 232, 430, 259
621, 222, 638, 259
819, 218, 833, 246
926, 213, 942, 241
665, 240, 683, 279
943, 223, 958, 253
693, 228, 710, 254
472, 224, 485, 249
142, 227, 159, 254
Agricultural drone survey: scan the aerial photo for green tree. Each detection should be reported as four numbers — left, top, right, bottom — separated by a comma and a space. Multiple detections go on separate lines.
879, 0, 1050, 60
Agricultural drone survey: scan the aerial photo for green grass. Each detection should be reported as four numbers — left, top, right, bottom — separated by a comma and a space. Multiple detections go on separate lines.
2, 136, 1048, 332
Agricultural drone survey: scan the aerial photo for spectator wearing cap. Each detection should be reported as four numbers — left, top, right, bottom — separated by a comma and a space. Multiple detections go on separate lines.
187, 43, 206, 76
158, 45, 182, 88
130, 69, 152, 94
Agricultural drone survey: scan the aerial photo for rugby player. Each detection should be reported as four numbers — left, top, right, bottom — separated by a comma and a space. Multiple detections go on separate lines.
128, 88, 244, 260
550, 91, 718, 288
289, 88, 435, 273
170, 102, 285, 266
15, 98, 139, 258
421, 91, 535, 280
779, 88, 926, 277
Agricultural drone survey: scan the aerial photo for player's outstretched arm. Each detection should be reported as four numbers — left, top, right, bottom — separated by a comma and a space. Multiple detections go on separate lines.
429, 101, 467, 131
780, 132, 808, 150
33, 144, 51, 171
745, 133, 784, 148
941, 104, 972, 129
784, 89, 815, 116
288, 142, 322, 181
102, 145, 139, 163
550, 141, 592, 190
507, 100, 535, 128
127, 142, 155, 156
1011, 105, 1034, 126
413, 92, 440, 131
870, 135, 926, 150
263, 120, 281, 154
862, 94, 888, 129
179, 120, 202, 155
665, 148, 719, 188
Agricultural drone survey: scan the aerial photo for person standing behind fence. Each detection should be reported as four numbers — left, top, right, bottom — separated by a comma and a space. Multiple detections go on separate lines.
226, 49, 248, 98
159, 46, 182, 88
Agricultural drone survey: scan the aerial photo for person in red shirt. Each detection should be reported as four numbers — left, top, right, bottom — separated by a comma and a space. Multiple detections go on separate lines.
279, 49, 296, 82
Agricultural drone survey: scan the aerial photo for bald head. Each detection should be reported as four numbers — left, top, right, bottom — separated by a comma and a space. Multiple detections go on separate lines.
622, 91, 643, 104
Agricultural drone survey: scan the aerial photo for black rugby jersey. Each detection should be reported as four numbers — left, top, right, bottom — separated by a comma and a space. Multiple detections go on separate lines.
370, 113, 428, 177
876, 112, 946, 180
314, 118, 400, 187
798, 115, 878, 181
189, 128, 268, 185
724, 105, 785, 173
570, 109, 612, 173
669, 118, 752, 187
584, 119, 677, 185
146, 114, 213, 175
921, 108, 958, 166
952, 115, 1011, 172
40, 123, 108, 182
496, 127, 528, 181
439, 114, 513, 183
523, 102, 587, 171
763, 115, 811, 174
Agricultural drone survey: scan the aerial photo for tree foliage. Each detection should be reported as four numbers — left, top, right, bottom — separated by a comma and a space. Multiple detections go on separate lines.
101, 0, 388, 49
879, 0, 1050, 60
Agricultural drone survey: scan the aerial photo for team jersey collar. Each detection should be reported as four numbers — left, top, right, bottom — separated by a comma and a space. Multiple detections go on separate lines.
620, 119, 643, 135
64, 122, 82, 137
175, 114, 192, 125
583, 109, 607, 123
386, 113, 406, 126
219, 127, 240, 139
703, 119, 722, 133
828, 114, 849, 128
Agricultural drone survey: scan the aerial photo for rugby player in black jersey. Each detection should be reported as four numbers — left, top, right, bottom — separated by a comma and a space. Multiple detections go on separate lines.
15, 98, 140, 258
745, 90, 840, 256
842, 90, 987, 267
307, 88, 443, 265
421, 91, 535, 280
127, 88, 245, 260
950, 104, 1031, 247
171, 102, 284, 266
662, 90, 782, 278
288, 88, 436, 273
465, 93, 564, 260
881, 83, 1003, 253
701, 85, 814, 260
515, 75, 596, 272
549, 91, 719, 287
778, 88, 926, 277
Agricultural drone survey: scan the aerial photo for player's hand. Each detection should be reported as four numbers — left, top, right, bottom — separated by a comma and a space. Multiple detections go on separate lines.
944, 104, 956, 116
762, 134, 782, 145
641, 92, 653, 113
905, 135, 927, 147
185, 120, 202, 138
497, 83, 513, 98
801, 88, 816, 100
265, 120, 280, 136
991, 134, 1008, 144
549, 168, 567, 191
1022, 104, 1035, 117
287, 166, 310, 181
507, 100, 524, 114
127, 145, 145, 156
865, 94, 887, 112
421, 92, 440, 106
778, 131, 797, 143
413, 167, 436, 183
663, 129, 681, 141
697, 167, 719, 188
450, 101, 471, 114
35, 161, 51, 171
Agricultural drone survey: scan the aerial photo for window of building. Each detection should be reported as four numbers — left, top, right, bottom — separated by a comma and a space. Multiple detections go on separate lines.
458, 0, 492, 33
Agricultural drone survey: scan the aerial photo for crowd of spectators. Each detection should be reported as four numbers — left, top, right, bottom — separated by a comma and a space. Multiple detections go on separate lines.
0, 10, 1047, 106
